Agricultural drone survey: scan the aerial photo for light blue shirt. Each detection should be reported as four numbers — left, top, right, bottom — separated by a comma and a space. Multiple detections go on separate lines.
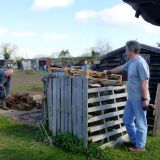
122, 55, 150, 101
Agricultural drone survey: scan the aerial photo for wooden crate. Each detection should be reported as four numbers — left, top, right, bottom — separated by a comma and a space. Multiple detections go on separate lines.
43, 75, 128, 148
88, 85, 128, 148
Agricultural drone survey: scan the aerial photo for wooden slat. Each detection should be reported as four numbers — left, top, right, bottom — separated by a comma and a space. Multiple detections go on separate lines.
88, 110, 124, 123
76, 76, 83, 139
47, 78, 53, 131
60, 77, 65, 132
88, 85, 126, 93
52, 78, 57, 135
89, 126, 126, 142
72, 77, 77, 135
67, 77, 72, 133
88, 93, 127, 103
43, 79, 48, 124
64, 76, 68, 132
112, 89, 123, 137
88, 102, 126, 113
56, 77, 61, 134
82, 77, 88, 147
88, 119, 123, 133
153, 84, 160, 136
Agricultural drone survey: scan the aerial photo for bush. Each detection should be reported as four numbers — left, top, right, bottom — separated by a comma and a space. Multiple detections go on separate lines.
36, 122, 114, 160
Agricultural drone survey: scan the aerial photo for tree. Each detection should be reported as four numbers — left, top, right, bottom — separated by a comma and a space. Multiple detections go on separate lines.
157, 42, 160, 47
0, 43, 18, 60
58, 49, 71, 58
94, 39, 112, 55
91, 50, 101, 58
13, 56, 23, 65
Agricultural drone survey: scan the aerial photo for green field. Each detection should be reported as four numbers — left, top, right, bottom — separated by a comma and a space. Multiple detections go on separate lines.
11, 70, 46, 94
0, 116, 86, 160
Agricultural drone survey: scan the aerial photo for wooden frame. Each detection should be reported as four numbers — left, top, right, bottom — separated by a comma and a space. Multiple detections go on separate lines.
43, 75, 128, 148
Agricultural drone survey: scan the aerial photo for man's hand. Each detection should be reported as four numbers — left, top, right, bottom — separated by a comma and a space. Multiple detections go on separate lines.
103, 66, 123, 76
142, 100, 149, 110
103, 70, 111, 76
4, 69, 14, 77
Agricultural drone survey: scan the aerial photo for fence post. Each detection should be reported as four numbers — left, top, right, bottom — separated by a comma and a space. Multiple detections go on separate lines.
153, 84, 160, 136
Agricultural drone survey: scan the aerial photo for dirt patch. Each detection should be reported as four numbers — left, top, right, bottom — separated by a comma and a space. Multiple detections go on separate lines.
12, 109, 42, 126
7, 93, 41, 110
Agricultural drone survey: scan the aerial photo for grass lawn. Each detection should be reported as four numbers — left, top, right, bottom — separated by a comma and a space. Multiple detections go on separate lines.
0, 116, 86, 160
0, 116, 160, 160
11, 70, 47, 94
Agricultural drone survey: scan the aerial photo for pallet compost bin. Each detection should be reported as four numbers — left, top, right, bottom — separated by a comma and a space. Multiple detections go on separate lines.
42, 75, 128, 148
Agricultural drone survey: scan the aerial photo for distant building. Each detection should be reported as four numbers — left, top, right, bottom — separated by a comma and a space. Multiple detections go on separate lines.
0, 59, 13, 69
21, 59, 32, 70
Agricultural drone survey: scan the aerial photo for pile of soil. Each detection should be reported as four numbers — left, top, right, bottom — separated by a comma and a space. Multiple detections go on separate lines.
6, 93, 39, 110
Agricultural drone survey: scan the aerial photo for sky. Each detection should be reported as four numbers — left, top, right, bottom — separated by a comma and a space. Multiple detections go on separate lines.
0, 0, 160, 59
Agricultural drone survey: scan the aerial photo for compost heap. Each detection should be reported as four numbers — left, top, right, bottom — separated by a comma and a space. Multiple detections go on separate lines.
6, 93, 39, 110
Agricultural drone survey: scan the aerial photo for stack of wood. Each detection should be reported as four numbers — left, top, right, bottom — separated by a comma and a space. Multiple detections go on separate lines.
48, 67, 124, 86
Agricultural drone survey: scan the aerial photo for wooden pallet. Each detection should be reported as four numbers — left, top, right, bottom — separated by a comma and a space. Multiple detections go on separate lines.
49, 67, 122, 82
43, 75, 127, 148
88, 73, 123, 87
88, 85, 128, 147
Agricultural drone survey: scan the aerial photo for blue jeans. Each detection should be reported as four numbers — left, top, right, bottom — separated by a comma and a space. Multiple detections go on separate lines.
3, 77, 11, 95
123, 100, 147, 148
0, 71, 11, 97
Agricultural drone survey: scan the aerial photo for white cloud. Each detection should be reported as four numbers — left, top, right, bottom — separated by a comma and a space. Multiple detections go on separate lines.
0, 27, 8, 35
42, 33, 69, 40
31, 0, 74, 11
75, 10, 98, 21
75, 4, 137, 24
16, 47, 35, 59
12, 32, 37, 37
16, 46, 59, 59
142, 23, 160, 34
75, 3, 160, 34
43, 47, 59, 57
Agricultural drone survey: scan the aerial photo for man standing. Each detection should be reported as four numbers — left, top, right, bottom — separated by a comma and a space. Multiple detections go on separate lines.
105, 40, 150, 152
0, 69, 13, 110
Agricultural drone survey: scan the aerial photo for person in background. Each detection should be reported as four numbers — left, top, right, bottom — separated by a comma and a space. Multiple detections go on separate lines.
104, 40, 150, 152
0, 60, 14, 110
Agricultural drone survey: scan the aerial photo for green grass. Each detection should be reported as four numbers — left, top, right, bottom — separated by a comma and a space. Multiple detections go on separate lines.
24, 70, 47, 75
103, 137, 160, 160
12, 82, 43, 93
11, 70, 46, 94
0, 116, 86, 160
1, 116, 160, 160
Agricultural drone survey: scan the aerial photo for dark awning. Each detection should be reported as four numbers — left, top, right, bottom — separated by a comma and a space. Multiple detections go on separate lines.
123, 0, 160, 26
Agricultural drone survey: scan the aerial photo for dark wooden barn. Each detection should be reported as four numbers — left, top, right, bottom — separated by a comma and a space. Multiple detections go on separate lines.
96, 44, 160, 129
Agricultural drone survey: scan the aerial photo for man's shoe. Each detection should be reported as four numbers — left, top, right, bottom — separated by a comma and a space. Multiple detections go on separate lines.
128, 146, 145, 152
2, 106, 9, 110
2, 101, 9, 110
